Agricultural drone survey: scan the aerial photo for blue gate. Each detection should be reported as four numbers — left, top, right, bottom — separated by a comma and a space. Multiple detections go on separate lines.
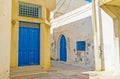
18, 22, 40, 66
60, 35, 67, 62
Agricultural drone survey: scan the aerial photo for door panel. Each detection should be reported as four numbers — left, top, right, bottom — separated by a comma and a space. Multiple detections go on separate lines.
19, 23, 40, 66
19, 27, 29, 66
60, 35, 67, 62
29, 28, 40, 65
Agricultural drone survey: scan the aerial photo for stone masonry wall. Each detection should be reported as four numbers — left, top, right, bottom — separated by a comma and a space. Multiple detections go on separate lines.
51, 16, 95, 69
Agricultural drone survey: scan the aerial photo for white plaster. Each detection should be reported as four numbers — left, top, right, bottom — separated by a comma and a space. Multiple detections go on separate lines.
55, 0, 88, 13
114, 38, 120, 71
101, 9, 115, 71
51, 17, 95, 69
51, 3, 92, 34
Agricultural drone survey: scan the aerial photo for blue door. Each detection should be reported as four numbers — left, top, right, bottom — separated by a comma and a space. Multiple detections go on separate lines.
19, 27, 29, 66
29, 28, 40, 65
60, 35, 67, 62
19, 23, 40, 66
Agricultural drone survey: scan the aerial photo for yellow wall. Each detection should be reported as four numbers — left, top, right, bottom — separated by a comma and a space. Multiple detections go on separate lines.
0, 0, 12, 79
100, 0, 120, 7
19, 0, 56, 11
10, 0, 55, 69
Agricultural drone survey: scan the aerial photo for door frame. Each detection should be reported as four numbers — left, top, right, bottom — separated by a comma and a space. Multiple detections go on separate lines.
18, 21, 41, 66
58, 34, 67, 62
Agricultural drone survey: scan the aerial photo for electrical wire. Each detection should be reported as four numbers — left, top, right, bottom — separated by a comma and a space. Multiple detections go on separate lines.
52, 6, 92, 25
57, 0, 62, 5
56, 0, 67, 13
50, 0, 67, 21
64, 0, 73, 13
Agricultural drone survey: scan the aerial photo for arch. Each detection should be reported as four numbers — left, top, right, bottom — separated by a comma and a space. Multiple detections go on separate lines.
59, 34, 67, 62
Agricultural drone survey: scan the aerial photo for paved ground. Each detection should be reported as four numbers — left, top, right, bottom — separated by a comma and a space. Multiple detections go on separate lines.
12, 61, 120, 79
14, 61, 93, 79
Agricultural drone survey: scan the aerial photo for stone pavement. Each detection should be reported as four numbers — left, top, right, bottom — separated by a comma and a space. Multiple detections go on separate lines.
12, 61, 120, 79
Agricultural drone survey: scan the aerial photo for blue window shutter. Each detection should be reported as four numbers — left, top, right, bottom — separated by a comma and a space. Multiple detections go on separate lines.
85, 0, 92, 2
76, 41, 86, 51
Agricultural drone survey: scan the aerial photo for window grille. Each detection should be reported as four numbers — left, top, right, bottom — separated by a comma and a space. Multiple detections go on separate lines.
19, 2, 42, 18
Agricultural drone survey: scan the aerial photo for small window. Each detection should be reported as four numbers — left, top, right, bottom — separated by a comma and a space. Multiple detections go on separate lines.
85, 0, 92, 2
19, 2, 42, 18
76, 41, 86, 51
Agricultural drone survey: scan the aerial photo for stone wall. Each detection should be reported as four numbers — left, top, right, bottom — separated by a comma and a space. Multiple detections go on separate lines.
51, 16, 95, 69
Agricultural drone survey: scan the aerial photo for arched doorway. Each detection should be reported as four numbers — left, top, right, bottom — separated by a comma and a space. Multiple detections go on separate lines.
59, 35, 67, 62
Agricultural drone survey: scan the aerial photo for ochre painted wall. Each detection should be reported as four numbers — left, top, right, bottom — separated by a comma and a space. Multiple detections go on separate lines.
0, 0, 12, 79
100, 0, 120, 7
10, 0, 55, 69
19, 0, 56, 11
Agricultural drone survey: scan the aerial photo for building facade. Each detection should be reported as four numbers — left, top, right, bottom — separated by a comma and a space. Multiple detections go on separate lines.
51, 4, 95, 70
0, 0, 55, 79
51, 0, 120, 73
51, 16, 95, 69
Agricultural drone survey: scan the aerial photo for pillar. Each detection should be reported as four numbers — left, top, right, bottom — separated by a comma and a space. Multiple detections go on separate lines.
0, 0, 12, 78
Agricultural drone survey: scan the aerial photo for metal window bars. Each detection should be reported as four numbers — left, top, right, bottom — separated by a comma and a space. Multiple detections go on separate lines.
19, 2, 42, 18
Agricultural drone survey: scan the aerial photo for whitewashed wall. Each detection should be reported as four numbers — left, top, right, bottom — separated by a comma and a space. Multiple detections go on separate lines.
51, 16, 94, 69
51, 3, 95, 69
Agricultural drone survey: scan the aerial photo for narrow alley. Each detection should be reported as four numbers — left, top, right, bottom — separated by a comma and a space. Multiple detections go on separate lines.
0, 0, 120, 79
10, 61, 120, 79
11, 61, 92, 79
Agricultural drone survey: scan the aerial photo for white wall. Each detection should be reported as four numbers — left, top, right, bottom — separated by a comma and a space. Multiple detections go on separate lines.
51, 3, 92, 34
51, 3, 95, 69
101, 9, 115, 71
51, 17, 95, 69
51, 2, 120, 72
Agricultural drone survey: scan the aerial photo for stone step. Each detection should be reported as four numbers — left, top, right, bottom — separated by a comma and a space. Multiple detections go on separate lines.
10, 71, 48, 78
10, 65, 48, 78
11, 65, 43, 73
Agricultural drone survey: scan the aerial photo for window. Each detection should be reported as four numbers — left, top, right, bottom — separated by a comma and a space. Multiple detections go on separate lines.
76, 41, 86, 51
85, 0, 92, 2
19, 2, 42, 18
